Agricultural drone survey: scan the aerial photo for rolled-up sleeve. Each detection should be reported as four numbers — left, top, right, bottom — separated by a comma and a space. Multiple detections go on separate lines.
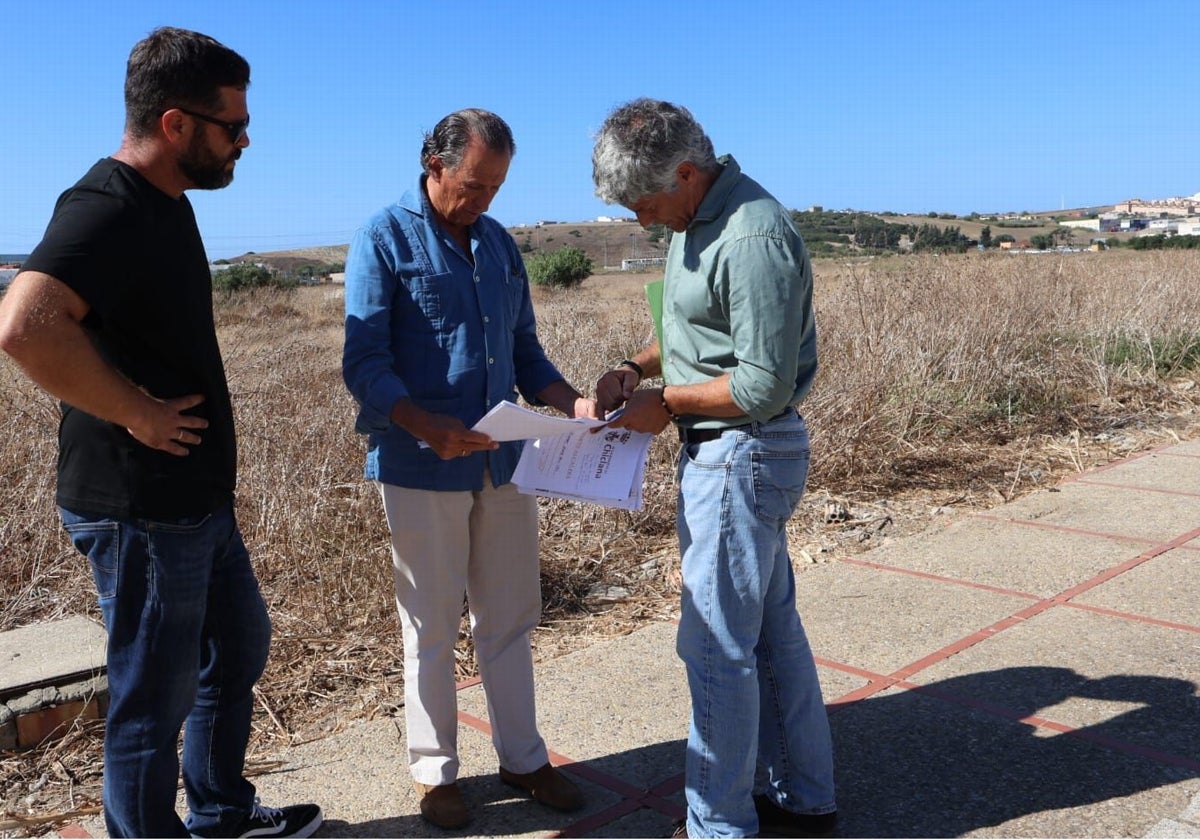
342, 224, 409, 431
725, 233, 817, 420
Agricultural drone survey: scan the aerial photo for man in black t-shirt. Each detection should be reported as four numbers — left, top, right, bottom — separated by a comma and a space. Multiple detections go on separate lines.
0, 28, 320, 840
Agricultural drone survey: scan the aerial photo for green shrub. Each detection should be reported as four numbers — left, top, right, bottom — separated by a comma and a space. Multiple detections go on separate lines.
212, 262, 295, 292
525, 246, 593, 288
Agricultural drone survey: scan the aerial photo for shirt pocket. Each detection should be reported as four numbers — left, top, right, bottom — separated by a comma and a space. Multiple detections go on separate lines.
505, 262, 526, 323
401, 272, 448, 331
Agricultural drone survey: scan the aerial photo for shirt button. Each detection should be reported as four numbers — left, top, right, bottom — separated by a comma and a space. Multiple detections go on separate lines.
483, 315, 490, 323
488, 357, 495, 364
474, 276, 481, 283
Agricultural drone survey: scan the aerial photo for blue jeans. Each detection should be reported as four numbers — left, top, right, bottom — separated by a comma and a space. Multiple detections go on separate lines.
60, 502, 271, 838
675, 412, 836, 838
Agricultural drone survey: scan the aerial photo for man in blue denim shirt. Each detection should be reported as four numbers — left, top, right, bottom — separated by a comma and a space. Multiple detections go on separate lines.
342, 108, 598, 830
592, 99, 837, 838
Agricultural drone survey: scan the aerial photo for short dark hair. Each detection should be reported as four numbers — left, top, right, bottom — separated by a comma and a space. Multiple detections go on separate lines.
420, 109, 515, 173
125, 27, 250, 138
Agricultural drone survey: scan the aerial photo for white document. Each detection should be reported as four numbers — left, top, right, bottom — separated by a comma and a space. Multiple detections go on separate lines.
417, 400, 608, 448
513, 424, 653, 511
472, 400, 610, 441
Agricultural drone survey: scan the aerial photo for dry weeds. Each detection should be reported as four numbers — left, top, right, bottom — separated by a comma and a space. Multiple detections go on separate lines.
3, 251, 1199, 832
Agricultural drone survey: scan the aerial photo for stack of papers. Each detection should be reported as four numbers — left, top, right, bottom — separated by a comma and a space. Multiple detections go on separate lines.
472, 401, 653, 510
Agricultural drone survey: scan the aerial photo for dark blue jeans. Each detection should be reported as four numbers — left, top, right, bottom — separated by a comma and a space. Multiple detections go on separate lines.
60, 502, 272, 838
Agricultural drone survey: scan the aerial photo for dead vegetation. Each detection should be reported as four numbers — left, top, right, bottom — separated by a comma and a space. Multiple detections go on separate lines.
3, 250, 1199, 833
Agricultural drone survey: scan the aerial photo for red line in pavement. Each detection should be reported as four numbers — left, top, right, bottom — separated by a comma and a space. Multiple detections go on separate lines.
1052, 526, 1200, 602
971, 512, 1160, 545
838, 555, 1042, 601
1074, 478, 1200, 498
886, 606, 1053, 683
815, 656, 881, 683
974, 499, 1200, 556
1061, 600, 1200, 634
455, 707, 684, 835
551, 797, 645, 838
457, 709, 492, 735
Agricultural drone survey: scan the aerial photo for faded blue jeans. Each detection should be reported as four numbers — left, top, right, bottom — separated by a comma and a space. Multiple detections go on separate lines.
675, 411, 836, 838
60, 502, 271, 838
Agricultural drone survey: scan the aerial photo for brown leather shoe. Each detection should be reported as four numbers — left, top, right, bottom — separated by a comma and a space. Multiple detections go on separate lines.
414, 781, 469, 829
499, 762, 584, 811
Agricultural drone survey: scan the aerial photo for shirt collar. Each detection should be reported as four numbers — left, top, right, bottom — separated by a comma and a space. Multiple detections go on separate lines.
398, 173, 431, 217
691, 155, 741, 227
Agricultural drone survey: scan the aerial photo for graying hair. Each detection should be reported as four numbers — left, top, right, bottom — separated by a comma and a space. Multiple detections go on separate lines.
420, 108, 515, 173
592, 98, 718, 207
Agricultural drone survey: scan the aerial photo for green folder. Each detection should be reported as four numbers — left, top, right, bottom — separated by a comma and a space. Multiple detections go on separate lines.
645, 279, 664, 350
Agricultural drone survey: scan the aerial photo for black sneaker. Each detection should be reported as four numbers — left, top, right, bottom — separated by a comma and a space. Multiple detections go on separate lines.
754, 794, 837, 838
192, 799, 324, 838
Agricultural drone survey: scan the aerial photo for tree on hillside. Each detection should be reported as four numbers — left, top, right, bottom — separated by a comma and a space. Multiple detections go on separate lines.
980, 225, 993, 249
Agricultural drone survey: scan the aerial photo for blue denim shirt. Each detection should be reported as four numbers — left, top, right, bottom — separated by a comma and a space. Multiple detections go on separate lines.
342, 175, 564, 490
662, 155, 818, 429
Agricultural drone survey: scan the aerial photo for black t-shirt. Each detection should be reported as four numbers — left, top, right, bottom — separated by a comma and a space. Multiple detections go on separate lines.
23, 158, 236, 519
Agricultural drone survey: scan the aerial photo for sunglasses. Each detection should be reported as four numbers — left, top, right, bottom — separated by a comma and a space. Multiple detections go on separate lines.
176, 108, 250, 144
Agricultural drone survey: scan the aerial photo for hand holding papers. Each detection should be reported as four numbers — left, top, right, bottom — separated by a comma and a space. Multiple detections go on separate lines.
472, 400, 610, 441
476, 401, 653, 510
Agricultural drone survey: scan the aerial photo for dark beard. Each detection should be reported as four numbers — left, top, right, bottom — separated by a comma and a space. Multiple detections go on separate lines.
179, 131, 236, 190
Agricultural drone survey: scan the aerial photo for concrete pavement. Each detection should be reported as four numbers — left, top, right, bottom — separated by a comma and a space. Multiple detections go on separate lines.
67, 438, 1200, 838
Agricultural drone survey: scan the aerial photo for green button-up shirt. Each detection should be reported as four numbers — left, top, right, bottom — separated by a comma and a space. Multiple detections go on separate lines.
661, 155, 818, 429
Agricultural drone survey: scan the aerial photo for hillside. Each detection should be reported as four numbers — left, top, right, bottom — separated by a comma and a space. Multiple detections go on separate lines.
227, 220, 662, 273
229, 209, 1129, 272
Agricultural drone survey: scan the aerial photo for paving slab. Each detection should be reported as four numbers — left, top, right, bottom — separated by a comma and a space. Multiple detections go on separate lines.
850, 514, 1146, 598
1074, 451, 1200, 495
993, 482, 1200, 542
795, 561, 1034, 676
0, 616, 106, 696
1070, 547, 1200, 628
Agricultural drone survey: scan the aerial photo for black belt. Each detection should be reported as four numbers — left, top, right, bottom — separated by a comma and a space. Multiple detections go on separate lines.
677, 407, 794, 444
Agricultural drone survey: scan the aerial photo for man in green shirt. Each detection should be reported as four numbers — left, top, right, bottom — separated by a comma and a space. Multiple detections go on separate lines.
592, 98, 835, 838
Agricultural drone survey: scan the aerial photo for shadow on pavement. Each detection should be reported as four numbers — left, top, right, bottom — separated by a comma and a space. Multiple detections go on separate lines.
831, 666, 1200, 837
318, 738, 688, 838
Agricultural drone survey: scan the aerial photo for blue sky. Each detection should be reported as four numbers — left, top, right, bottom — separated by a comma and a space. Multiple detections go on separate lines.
4, 0, 1197, 259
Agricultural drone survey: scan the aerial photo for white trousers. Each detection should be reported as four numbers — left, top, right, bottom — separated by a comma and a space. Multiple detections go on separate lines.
378, 479, 548, 785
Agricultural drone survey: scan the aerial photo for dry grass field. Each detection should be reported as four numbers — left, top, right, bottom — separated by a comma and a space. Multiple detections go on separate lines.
3, 249, 1200, 830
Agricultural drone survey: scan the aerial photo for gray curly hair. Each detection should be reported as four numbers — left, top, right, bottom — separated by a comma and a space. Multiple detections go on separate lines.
592, 98, 718, 207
